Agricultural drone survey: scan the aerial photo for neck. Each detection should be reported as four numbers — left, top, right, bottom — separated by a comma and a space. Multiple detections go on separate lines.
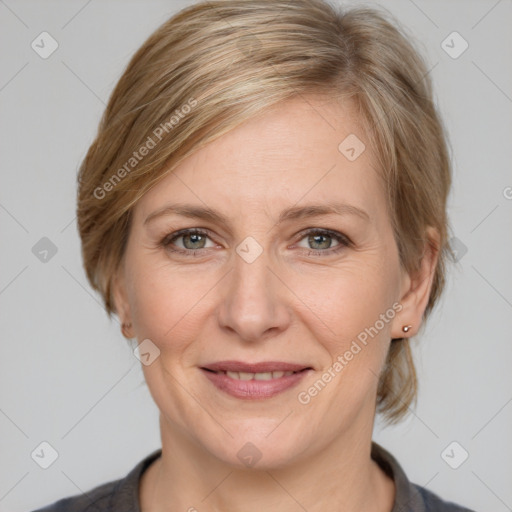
140, 414, 395, 512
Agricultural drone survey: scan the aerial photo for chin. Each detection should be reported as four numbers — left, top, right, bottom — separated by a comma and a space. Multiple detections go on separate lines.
198, 417, 312, 470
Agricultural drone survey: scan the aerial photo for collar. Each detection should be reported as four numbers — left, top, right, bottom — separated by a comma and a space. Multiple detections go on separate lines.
109, 442, 422, 511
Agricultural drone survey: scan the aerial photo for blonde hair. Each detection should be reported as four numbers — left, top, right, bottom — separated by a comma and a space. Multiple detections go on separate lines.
77, 0, 454, 424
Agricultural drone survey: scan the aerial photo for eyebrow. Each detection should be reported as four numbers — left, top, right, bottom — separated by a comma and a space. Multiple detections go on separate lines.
143, 201, 370, 227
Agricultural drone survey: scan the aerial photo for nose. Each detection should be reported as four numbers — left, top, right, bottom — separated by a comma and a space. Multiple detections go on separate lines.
217, 245, 292, 343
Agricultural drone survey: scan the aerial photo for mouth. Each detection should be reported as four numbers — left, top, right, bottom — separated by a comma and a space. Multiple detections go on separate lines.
203, 369, 302, 380
200, 361, 312, 399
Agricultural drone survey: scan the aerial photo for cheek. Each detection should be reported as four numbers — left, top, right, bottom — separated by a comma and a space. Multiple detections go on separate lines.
300, 259, 398, 346
297, 261, 399, 414
128, 264, 218, 423
128, 260, 219, 352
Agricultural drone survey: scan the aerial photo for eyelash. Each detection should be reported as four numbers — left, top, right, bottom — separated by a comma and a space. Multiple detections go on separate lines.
159, 228, 351, 257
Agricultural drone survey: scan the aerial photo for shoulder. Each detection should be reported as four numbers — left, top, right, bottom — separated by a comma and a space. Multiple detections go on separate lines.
410, 482, 477, 512
371, 441, 477, 512
31, 449, 162, 512
31, 479, 119, 512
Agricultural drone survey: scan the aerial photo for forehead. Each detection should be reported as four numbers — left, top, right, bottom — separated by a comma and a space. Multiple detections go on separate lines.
136, 95, 385, 223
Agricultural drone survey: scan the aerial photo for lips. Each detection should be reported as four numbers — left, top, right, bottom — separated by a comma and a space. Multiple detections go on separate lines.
200, 361, 312, 399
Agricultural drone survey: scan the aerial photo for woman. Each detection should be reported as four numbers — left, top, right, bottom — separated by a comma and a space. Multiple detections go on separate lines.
35, 0, 476, 510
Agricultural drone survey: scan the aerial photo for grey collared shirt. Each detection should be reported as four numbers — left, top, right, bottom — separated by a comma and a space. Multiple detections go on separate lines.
33, 442, 477, 511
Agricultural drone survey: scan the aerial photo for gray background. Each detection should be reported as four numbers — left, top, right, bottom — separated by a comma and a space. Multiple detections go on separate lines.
1, 0, 511, 511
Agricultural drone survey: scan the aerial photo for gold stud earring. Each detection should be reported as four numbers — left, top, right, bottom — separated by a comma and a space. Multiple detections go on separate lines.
402, 325, 412, 333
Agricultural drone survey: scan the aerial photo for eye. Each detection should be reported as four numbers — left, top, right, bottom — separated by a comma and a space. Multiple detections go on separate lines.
295, 229, 351, 256
160, 229, 216, 255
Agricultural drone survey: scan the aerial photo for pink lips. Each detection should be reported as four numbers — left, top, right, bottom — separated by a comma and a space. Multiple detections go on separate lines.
200, 360, 312, 399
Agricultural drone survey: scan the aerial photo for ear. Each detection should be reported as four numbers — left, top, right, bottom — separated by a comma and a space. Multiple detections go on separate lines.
112, 264, 133, 337
391, 226, 440, 339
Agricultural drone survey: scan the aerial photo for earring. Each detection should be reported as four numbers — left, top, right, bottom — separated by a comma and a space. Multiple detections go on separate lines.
402, 325, 412, 333
121, 322, 132, 338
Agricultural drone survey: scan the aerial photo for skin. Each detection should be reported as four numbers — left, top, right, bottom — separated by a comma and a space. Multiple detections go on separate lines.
112, 94, 439, 512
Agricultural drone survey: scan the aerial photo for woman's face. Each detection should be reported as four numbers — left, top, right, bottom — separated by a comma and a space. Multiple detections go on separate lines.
114, 95, 431, 468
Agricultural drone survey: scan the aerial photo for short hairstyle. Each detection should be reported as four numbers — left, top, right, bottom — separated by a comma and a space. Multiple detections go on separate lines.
76, 0, 454, 424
